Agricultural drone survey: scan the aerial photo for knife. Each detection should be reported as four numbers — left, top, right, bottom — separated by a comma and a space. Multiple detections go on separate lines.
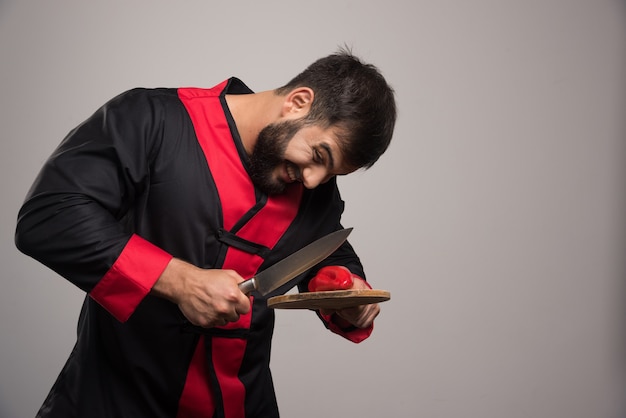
238, 228, 352, 296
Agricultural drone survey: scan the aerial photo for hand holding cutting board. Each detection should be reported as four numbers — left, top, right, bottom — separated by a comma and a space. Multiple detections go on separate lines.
312, 266, 380, 329
268, 265, 390, 330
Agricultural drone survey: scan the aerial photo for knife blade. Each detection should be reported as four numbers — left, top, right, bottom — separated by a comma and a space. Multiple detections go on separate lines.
238, 228, 353, 296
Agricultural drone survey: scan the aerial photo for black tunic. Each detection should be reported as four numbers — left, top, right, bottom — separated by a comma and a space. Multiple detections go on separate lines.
15, 78, 370, 418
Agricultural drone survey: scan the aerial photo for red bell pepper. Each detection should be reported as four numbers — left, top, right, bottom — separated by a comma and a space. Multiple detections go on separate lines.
308, 266, 354, 292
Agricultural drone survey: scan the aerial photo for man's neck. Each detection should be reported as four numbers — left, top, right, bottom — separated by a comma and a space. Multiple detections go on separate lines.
225, 90, 283, 155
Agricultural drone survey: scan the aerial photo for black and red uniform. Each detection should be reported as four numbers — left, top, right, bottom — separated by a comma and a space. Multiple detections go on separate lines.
16, 78, 373, 418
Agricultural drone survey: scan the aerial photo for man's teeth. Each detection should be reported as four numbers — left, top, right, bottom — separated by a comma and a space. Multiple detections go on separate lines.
287, 163, 299, 181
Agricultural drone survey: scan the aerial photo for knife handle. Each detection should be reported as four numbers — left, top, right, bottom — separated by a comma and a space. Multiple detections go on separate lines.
238, 278, 256, 295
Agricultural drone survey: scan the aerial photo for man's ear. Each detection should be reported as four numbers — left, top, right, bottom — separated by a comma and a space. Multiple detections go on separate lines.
281, 87, 314, 117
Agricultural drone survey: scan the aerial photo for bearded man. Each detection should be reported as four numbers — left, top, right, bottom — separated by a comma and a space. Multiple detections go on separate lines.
15, 49, 396, 418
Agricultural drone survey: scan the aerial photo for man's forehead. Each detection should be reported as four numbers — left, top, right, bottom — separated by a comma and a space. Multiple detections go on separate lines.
325, 127, 360, 173
322, 139, 358, 175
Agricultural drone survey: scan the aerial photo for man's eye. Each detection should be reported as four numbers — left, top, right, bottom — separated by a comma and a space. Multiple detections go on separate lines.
313, 149, 323, 163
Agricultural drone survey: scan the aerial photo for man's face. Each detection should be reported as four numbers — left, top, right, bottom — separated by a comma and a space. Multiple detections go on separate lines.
248, 119, 356, 195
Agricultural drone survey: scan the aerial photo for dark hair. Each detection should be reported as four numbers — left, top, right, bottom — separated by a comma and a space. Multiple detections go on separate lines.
275, 48, 397, 169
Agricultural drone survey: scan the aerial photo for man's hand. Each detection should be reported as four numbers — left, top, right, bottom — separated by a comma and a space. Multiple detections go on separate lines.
309, 266, 380, 329
152, 258, 251, 328
321, 276, 380, 329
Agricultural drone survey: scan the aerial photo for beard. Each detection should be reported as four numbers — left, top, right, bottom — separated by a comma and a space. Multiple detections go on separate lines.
248, 119, 304, 195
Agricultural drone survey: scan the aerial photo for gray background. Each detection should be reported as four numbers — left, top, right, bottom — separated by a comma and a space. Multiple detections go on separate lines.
1, 1, 625, 417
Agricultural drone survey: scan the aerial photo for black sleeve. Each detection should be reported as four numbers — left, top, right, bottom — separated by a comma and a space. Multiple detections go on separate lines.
14, 89, 172, 292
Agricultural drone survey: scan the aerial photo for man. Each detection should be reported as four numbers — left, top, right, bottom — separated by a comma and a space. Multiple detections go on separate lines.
15, 49, 396, 418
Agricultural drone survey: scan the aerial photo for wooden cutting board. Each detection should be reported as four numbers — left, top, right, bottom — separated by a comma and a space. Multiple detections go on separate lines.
267, 289, 390, 310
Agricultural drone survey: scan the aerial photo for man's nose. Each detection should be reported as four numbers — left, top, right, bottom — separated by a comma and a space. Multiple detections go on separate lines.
301, 166, 330, 189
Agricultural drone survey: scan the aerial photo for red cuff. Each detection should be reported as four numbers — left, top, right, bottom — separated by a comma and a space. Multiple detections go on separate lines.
321, 312, 374, 343
90, 234, 173, 322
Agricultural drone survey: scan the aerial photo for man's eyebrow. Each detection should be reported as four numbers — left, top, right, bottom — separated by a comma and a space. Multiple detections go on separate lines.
320, 143, 335, 170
